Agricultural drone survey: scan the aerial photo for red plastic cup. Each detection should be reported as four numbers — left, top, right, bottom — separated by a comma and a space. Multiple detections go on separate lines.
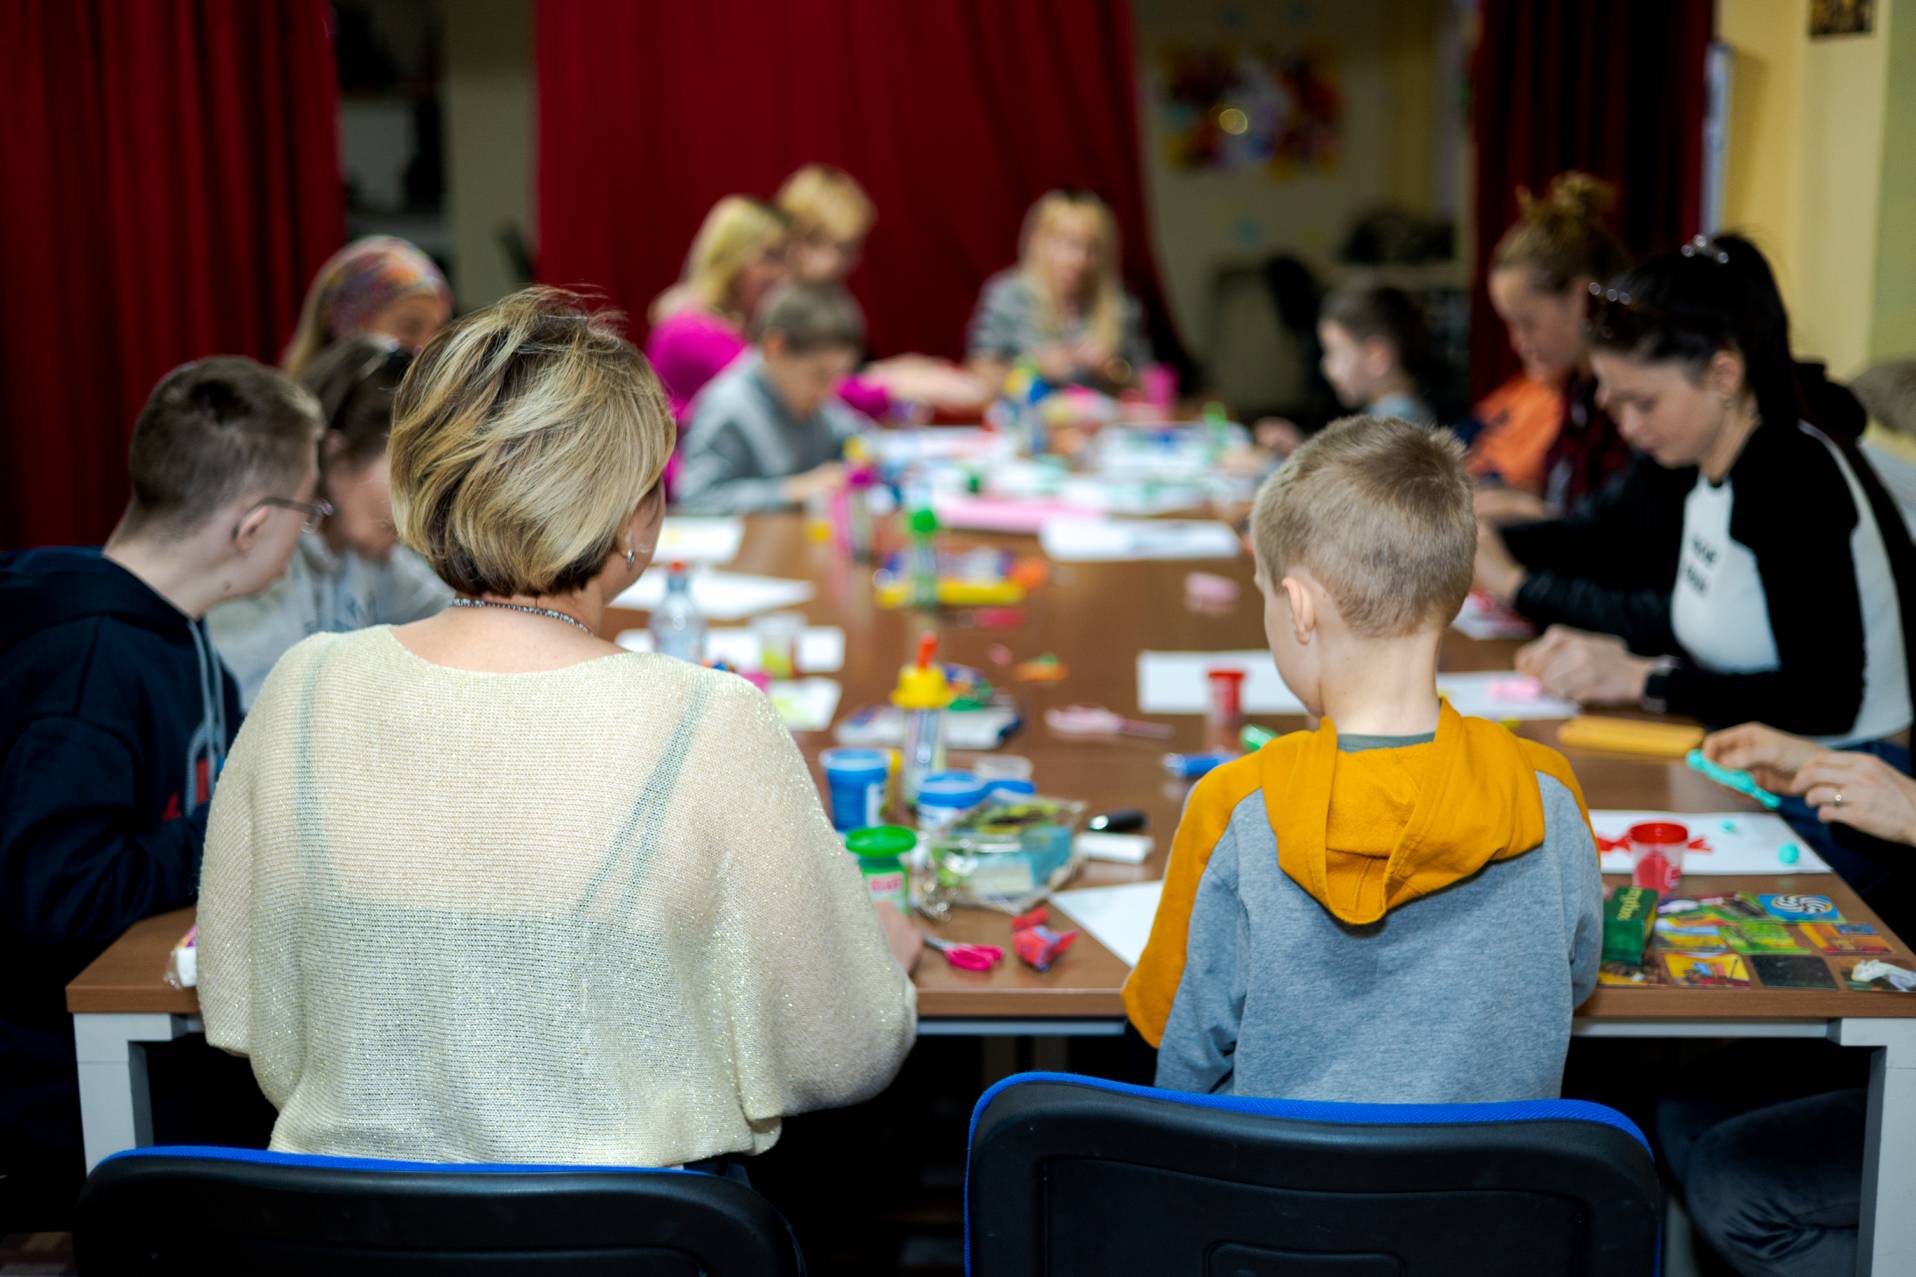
1205, 668, 1247, 750
1629, 821, 1688, 893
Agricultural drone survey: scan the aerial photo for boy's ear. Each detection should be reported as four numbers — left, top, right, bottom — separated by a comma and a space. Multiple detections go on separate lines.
230, 498, 272, 553
762, 329, 788, 359
1281, 574, 1315, 645
1361, 337, 1395, 378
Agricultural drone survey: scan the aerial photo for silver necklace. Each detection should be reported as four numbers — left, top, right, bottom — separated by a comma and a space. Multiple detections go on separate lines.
449, 596, 595, 636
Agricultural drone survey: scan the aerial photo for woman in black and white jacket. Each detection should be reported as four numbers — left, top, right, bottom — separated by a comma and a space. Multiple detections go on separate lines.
1473, 234, 1916, 751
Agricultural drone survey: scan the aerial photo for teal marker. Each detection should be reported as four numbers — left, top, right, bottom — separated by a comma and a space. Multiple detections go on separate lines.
1685, 749, 1782, 810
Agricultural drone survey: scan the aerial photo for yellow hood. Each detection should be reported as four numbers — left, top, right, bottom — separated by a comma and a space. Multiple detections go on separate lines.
1261, 700, 1587, 925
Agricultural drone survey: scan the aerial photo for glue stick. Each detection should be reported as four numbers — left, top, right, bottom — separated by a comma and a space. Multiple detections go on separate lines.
907, 507, 941, 609
893, 632, 953, 806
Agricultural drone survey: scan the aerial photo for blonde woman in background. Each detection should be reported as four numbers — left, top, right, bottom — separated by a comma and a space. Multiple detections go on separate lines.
967, 188, 1150, 392
777, 163, 987, 416
282, 236, 453, 380
646, 196, 792, 419
198, 287, 920, 1169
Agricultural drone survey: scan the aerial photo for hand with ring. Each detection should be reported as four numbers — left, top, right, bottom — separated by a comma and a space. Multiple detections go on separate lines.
1791, 750, 1916, 846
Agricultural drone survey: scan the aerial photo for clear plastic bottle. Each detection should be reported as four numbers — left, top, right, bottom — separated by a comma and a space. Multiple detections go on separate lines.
649, 560, 706, 662
893, 632, 953, 807
906, 507, 941, 609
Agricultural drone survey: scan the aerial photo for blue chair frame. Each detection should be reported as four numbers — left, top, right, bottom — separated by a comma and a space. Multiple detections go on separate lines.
965, 1071, 1660, 1276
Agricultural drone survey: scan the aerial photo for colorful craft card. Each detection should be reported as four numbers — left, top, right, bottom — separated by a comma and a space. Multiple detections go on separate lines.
1756, 893, 1841, 923
1662, 952, 1752, 987
1597, 960, 1668, 987
1652, 918, 1729, 953
1695, 894, 1768, 922
1749, 954, 1838, 989
1799, 923, 1891, 955
1726, 922, 1812, 956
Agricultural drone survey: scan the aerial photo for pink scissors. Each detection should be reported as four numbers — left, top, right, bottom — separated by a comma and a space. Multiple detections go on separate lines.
924, 935, 1005, 972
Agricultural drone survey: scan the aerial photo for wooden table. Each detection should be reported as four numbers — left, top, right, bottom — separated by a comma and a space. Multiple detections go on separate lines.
67, 512, 1916, 1273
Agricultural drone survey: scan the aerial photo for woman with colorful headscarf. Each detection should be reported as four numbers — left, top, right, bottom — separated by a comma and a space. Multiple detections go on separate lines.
282, 236, 453, 380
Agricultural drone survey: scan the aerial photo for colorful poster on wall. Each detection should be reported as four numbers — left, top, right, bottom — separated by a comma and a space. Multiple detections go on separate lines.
1810, 0, 1873, 37
1154, 40, 1342, 178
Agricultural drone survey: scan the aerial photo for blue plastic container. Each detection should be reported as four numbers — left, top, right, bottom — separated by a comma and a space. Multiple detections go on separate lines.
821, 748, 890, 832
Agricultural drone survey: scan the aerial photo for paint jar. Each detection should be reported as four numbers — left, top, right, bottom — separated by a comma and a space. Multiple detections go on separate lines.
916, 771, 988, 835
845, 825, 916, 912
821, 747, 890, 832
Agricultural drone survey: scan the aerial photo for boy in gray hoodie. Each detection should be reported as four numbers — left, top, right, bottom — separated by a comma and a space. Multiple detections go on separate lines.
1124, 416, 1602, 1102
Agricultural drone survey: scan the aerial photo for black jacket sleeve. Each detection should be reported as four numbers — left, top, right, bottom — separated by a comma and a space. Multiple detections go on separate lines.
0, 716, 204, 962
1660, 445, 1869, 735
1502, 457, 1692, 652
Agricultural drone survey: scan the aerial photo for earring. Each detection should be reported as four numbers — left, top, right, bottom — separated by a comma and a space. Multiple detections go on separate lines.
623, 543, 637, 566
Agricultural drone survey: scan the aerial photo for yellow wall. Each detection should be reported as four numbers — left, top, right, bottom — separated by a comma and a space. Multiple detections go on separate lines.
1717, 0, 1902, 377
1870, 4, 1916, 360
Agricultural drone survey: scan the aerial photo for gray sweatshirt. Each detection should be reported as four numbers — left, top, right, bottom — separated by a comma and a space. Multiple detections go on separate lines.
1144, 732, 1602, 1103
675, 350, 868, 514
207, 531, 450, 708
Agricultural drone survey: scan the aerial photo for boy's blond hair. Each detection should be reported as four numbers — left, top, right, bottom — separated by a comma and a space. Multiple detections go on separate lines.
1251, 416, 1474, 637
776, 164, 875, 244
389, 287, 672, 599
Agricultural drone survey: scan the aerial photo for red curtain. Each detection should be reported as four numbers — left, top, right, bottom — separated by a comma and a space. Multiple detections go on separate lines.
536, 0, 1181, 367
0, 0, 342, 549
1468, 0, 1713, 398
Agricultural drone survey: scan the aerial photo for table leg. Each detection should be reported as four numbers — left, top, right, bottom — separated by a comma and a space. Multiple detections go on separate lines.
72, 1011, 194, 1170
1833, 1017, 1916, 1276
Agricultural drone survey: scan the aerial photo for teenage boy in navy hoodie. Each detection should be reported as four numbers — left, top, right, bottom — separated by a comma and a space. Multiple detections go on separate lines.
0, 357, 323, 1225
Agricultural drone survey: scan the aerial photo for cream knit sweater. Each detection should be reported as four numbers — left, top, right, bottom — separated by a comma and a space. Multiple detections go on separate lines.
198, 626, 916, 1166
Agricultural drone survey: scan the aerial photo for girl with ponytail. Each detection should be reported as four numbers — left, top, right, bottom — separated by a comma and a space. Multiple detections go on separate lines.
1480, 173, 1636, 516
1474, 233, 1916, 761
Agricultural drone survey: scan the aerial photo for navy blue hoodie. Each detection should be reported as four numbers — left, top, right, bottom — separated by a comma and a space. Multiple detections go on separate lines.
0, 546, 239, 1213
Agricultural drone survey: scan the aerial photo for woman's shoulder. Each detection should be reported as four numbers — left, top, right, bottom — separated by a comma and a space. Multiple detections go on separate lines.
1728, 420, 1860, 531
977, 269, 1031, 306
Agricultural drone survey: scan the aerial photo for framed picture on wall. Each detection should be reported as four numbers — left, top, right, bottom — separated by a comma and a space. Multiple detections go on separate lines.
1809, 0, 1873, 37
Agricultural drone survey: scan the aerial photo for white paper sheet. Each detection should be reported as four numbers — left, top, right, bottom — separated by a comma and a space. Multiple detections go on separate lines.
1137, 650, 1302, 714
616, 625, 846, 673
1432, 672, 1579, 721
1136, 657, 1578, 721
1592, 811, 1832, 876
1041, 517, 1241, 562
653, 516, 744, 565
768, 678, 842, 732
1051, 880, 1165, 968
612, 568, 814, 620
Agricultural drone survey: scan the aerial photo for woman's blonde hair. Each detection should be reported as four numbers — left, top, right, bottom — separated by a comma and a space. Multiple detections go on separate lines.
653, 196, 788, 323
389, 287, 673, 598
1490, 172, 1630, 294
776, 164, 875, 244
1018, 189, 1124, 352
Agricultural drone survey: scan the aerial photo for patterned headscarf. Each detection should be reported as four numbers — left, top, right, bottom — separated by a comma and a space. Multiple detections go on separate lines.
313, 236, 451, 341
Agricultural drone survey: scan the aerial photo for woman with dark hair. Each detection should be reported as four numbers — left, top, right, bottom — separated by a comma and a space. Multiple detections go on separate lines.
207, 337, 451, 706
1473, 233, 1916, 753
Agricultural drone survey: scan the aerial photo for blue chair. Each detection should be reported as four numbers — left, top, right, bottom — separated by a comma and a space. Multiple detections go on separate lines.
75, 1145, 804, 1275
966, 1072, 1660, 1276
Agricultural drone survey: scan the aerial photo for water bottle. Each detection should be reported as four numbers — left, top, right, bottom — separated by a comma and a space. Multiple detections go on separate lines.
650, 560, 706, 662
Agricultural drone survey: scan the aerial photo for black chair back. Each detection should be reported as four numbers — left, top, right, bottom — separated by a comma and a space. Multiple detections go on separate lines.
77, 1145, 803, 1276
966, 1072, 1660, 1276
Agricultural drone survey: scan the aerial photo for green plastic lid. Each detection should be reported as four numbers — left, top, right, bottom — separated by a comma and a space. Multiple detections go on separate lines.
846, 825, 917, 859
909, 508, 939, 535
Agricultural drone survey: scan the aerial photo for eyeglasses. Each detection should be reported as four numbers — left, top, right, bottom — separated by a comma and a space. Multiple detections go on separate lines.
243, 495, 335, 535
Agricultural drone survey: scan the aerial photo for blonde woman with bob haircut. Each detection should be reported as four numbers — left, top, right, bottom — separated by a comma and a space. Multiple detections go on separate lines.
197, 287, 920, 1169
967, 188, 1151, 392
647, 196, 792, 419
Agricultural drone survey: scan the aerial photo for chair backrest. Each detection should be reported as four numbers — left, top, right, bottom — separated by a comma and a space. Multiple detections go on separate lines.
966, 1072, 1659, 1277
76, 1145, 803, 1276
